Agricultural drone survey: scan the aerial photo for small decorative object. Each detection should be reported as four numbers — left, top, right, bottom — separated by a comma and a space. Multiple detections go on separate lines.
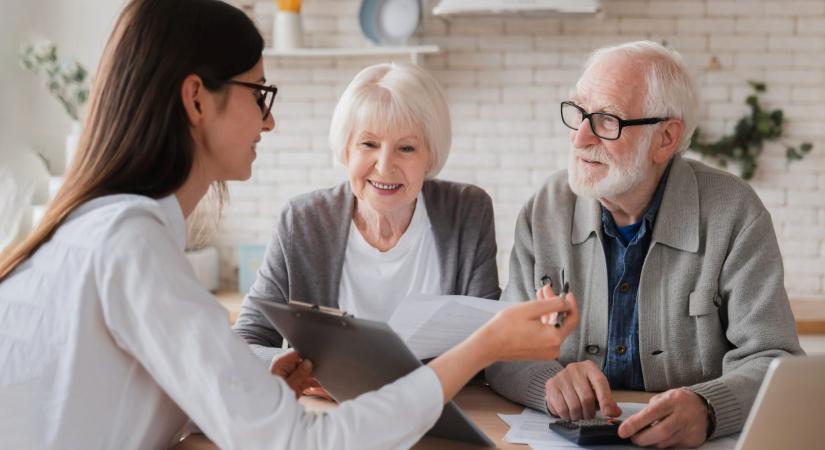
65, 121, 82, 171
185, 247, 220, 292
274, 0, 304, 49
184, 189, 224, 292
19, 40, 89, 122
20, 40, 89, 170
359, 0, 422, 45
22, 150, 54, 231
238, 244, 266, 294
0, 169, 35, 252
690, 81, 813, 180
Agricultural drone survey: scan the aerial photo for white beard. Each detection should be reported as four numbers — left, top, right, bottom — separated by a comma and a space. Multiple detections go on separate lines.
567, 131, 654, 199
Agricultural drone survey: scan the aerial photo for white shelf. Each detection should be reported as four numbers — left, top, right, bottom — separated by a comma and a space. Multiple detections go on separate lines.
262, 45, 440, 64
432, 0, 600, 16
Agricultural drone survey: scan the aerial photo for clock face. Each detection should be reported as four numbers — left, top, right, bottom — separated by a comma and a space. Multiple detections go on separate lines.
359, 0, 421, 45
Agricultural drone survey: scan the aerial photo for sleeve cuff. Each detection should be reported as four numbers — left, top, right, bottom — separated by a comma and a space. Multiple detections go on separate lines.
249, 344, 288, 368
686, 379, 743, 439
485, 361, 563, 412
525, 364, 564, 412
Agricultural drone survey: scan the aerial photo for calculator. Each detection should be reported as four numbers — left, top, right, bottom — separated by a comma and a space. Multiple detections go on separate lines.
548, 417, 631, 446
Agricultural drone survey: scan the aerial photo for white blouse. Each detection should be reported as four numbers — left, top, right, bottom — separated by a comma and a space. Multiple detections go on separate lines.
338, 194, 442, 321
0, 194, 442, 450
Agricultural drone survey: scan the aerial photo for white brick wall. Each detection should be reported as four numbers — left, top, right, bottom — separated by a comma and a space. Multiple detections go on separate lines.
217, 0, 825, 299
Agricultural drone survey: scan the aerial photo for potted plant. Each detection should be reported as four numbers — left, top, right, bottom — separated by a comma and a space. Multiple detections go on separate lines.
690, 81, 813, 180
19, 39, 90, 171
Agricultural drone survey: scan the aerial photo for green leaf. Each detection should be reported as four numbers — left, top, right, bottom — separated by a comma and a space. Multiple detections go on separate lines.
786, 147, 800, 160
748, 81, 766, 92
756, 120, 773, 135
741, 159, 756, 180
800, 142, 813, 153
769, 109, 783, 123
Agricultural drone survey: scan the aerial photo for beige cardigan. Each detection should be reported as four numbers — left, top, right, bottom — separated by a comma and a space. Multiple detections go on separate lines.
486, 154, 803, 438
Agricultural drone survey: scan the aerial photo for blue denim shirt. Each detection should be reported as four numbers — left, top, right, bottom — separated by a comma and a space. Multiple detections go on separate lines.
600, 164, 671, 391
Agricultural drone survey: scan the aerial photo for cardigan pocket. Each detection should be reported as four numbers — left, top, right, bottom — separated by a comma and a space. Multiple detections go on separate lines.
688, 288, 724, 378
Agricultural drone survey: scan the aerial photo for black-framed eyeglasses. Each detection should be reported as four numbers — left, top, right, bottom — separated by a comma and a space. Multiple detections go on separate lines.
560, 101, 668, 140
225, 80, 278, 120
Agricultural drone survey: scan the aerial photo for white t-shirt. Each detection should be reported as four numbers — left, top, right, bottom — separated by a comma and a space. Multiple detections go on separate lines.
338, 194, 441, 321
0, 194, 442, 450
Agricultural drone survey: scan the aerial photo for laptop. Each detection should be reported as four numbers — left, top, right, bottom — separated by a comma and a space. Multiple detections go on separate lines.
258, 300, 494, 447
734, 355, 824, 450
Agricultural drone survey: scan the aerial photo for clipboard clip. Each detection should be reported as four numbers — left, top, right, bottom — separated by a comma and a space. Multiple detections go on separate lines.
288, 300, 355, 318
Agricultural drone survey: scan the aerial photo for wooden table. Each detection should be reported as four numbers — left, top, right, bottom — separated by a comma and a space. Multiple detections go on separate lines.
790, 298, 825, 334
173, 385, 654, 450
215, 291, 243, 325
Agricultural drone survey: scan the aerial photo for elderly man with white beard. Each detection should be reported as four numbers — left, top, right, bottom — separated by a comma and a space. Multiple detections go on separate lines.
485, 40, 803, 448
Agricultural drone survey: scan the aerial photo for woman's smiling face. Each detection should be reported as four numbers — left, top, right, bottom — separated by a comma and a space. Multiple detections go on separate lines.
345, 125, 431, 216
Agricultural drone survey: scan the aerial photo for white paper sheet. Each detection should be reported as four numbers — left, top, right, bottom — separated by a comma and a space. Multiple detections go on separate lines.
387, 294, 514, 359
496, 403, 739, 449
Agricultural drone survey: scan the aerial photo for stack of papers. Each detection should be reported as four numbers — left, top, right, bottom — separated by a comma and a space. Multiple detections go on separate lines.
387, 294, 514, 359
498, 404, 739, 449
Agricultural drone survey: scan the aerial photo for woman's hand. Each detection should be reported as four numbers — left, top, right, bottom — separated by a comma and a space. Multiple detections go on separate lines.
429, 291, 578, 403
302, 386, 336, 401
479, 287, 579, 362
270, 351, 316, 398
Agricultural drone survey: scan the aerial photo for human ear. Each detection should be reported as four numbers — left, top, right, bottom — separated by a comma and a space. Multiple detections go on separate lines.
652, 119, 684, 164
181, 74, 206, 126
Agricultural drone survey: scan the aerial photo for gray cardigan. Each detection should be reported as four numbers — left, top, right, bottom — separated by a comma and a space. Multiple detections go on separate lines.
234, 179, 501, 350
485, 155, 803, 439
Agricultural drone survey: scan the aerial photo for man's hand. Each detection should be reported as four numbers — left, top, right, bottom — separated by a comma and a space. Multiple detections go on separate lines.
618, 388, 709, 448
269, 351, 315, 398
545, 360, 621, 420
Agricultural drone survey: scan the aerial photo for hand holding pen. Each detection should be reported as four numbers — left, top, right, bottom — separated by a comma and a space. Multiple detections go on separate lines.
537, 269, 570, 328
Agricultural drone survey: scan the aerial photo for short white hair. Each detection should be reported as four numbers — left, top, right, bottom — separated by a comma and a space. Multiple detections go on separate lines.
329, 63, 452, 177
579, 40, 700, 154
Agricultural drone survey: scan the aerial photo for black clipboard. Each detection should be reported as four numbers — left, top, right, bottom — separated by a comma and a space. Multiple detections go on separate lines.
258, 300, 494, 447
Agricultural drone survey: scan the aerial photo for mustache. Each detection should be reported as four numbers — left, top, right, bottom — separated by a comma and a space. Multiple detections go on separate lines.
571, 145, 613, 164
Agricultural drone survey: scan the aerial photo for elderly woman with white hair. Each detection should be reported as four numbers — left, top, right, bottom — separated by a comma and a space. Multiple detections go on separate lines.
234, 63, 500, 367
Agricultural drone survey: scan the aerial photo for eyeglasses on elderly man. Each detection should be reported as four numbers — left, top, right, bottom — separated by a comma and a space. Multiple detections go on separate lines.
560, 100, 669, 141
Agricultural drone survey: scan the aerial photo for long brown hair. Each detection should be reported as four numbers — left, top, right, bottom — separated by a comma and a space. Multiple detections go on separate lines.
0, 0, 263, 280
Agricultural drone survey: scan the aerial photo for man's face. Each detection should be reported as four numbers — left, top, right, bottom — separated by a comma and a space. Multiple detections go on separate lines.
566, 56, 657, 200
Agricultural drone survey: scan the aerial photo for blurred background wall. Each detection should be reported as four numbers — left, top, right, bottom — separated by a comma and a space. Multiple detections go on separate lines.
2, 0, 824, 299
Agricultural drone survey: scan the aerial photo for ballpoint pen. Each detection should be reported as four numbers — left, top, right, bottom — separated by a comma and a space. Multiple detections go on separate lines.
540, 274, 553, 325
554, 268, 569, 329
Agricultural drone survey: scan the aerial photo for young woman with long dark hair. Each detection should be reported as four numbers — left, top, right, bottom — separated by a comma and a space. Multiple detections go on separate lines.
0, 1, 578, 448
